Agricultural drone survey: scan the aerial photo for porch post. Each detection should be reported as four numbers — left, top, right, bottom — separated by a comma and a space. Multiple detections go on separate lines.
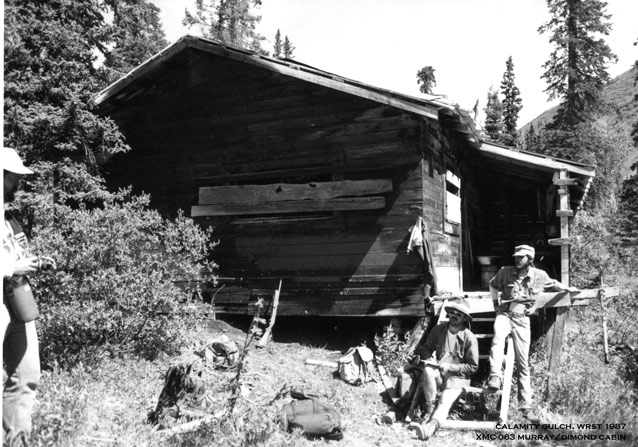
546, 169, 571, 392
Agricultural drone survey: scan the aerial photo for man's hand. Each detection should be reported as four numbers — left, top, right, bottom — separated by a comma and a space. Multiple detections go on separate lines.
438, 362, 452, 375
37, 256, 57, 271
12, 257, 39, 276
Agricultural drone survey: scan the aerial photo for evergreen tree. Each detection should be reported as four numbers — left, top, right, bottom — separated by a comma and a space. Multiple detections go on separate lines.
500, 56, 523, 144
273, 29, 282, 58
416, 66, 436, 95
539, 0, 617, 129
617, 169, 638, 248
483, 88, 503, 141
104, 0, 168, 77
283, 35, 295, 59
523, 122, 538, 151
632, 55, 638, 147
3, 0, 129, 177
183, 0, 266, 53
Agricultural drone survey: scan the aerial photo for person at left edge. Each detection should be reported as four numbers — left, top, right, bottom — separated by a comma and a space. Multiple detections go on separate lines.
2, 147, 57, 442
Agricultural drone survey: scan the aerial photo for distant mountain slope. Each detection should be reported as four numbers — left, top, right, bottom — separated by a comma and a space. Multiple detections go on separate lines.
520, 67, 638, 174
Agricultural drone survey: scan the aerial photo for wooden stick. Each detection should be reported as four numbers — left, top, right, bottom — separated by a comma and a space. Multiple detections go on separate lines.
161, 410, 225, 436
256, 279, 282, 349
406, 378, 423, 422
439, 420, 496, 430
305, 359, 338, 368
600, 270, 610, 364
376, 364, 400, 404
499, 337, 515, 423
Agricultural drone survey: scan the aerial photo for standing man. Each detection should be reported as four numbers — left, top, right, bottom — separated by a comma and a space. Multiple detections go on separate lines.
2, 147, 56, 441
409, 299, 479, 440
487, 244, 576, 417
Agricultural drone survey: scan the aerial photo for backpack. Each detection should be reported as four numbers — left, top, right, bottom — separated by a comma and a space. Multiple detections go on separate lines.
338, 346, 375, 386
148, 363, 207, 429
279, 393, 343, 440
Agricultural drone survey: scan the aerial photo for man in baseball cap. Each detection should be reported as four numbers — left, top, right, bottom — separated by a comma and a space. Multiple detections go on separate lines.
487, 243, 576, 418
2, 147, 55, 441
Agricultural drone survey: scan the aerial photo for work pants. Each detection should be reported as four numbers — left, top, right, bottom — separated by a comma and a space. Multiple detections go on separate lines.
421, 365, 464, 422
489, 312, 532, 408
1, 301, 41, 437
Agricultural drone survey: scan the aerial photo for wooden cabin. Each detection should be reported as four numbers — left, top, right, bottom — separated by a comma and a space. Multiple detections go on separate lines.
94, 36, 596, 318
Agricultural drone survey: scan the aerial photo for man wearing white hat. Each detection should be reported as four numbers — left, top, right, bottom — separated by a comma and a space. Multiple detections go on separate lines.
409, 298, 479, 440
2, 147, 56, 440
487, 244, 575, 417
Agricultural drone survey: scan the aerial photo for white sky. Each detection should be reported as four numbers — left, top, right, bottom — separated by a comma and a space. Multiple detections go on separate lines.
153, 0, 638, 128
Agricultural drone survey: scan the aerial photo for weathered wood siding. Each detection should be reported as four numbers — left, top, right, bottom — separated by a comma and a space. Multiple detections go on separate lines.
104, 48, 463, 316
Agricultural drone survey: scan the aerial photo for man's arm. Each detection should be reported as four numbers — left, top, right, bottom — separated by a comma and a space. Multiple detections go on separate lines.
490, 267, 507, 311
417, 325, 440, 361
541, 271, 578, 293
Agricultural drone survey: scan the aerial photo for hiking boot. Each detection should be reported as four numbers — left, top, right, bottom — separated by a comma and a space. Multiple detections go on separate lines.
519, 408, 540, 423
423, 401, 435, 422
381, 411, 396, 424
487, 375, 502, 390
409, 419, 440, 440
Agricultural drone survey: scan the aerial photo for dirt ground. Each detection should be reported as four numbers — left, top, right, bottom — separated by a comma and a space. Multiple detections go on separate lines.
206, 315, 500, 447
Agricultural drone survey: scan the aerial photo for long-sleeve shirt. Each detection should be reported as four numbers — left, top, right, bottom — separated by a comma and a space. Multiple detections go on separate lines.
418, 322, 479, 388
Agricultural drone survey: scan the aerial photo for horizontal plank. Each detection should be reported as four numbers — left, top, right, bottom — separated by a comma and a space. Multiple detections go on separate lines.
198, 179, 393, 205
439, 420, 496, 430
191, 197, 386, 217
553, 178, 580, 186
431, 287, 619, 314
195, 164, 392, 185
548, 236, 581, 246
253, 252, 423, 270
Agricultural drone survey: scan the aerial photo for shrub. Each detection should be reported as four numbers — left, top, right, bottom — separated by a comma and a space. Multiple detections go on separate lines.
374, 324, 410, 375
14, 188, 216, 368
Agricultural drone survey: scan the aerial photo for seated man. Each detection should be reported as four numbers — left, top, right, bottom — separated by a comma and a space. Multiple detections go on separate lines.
409, 299, 479, 440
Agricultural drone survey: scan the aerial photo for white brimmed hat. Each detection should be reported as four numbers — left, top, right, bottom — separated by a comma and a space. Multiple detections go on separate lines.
444, 299, 473, 321
513, 244, 535, 259
2, 147, 33, 175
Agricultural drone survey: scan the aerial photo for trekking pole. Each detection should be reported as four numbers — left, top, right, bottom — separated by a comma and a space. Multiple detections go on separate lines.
599, 268, 610, 364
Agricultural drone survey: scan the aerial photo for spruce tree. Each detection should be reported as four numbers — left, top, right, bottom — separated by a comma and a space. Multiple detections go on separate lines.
104, 0, 168, 77
484, 88, 503, 141
539, 0, 617, 129
500, 56, 523, 144
416, 66, 436, 95
183, 0, 266, 53
283, 36, 295, 59
273, 29, 282, 58
3, 0, 129, 171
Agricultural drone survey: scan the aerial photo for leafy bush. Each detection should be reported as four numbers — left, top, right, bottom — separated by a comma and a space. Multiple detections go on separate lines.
374, 324, 410, 375
12, 184, 216, 368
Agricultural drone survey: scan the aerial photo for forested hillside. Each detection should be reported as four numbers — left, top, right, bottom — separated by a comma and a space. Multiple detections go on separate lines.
521, 67, 638, 177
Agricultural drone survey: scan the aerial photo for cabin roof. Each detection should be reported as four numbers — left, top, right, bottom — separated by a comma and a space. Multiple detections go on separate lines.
94, 35, 480, 138
94, 35, 595, 209
479, 141, 595, 210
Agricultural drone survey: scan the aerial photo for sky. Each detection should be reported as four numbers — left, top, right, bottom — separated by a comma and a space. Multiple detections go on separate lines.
152, 0, 637, 128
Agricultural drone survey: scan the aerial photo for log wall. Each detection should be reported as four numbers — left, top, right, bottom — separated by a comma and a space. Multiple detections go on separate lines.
104, 48, 462, 316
